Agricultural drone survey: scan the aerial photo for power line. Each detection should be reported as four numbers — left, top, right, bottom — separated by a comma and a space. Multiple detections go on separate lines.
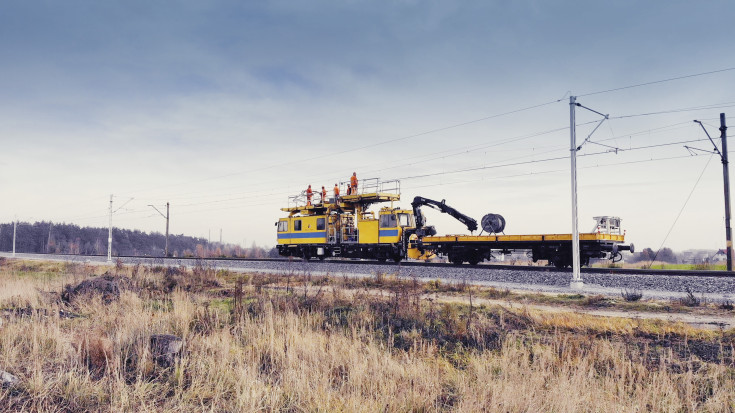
143, 101, 734, 204
579, 67, 735, 97
122, 98, 566, 197
394, 138, 709, 182
134, 152, 718, 217
649, 154, 716, 266
611, 101, 735, 120
132, 130, 713, 212
135, 101, 735, 206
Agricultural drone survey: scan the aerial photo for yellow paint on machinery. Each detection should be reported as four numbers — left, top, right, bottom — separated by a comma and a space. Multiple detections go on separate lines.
358, 219, 379, 243
424, 232, 625, 244
276, 178, 630, 265
276, 215, 328, 244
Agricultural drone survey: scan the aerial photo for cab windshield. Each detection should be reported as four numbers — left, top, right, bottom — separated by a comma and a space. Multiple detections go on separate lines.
397, 213, 414, 227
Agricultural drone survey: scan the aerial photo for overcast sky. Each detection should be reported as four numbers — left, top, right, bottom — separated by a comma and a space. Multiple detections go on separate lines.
2, 0, 735, 252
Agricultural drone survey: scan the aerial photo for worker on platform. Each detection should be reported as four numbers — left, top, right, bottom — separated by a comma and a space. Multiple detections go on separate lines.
350, 172, 358, 195
306, 185, 313, 206
321, 186, 327, 204
334, 183, 340, 202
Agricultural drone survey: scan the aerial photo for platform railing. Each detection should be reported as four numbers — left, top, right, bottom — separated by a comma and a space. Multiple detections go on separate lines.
361, 177, 379, 193
293, 178, 401, 204
379, 179, 400, 194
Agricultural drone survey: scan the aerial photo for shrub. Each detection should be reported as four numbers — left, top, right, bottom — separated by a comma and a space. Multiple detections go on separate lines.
426, 279, 442, 290
680, 287, 701, 307
621, 289, 643, 302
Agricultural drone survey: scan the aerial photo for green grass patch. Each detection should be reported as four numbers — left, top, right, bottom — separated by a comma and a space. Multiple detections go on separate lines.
208, 297, 234, 313
145, 299, 174, 312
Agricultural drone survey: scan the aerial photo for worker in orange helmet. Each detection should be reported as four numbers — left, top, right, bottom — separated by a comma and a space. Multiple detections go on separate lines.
306, 185, 313, 206
333, 183, 340, 202
350, 172, 358, 195
321, 186, 327, 204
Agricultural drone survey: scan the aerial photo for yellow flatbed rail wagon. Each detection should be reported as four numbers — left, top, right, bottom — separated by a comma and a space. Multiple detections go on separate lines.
418, 224, 632, 267
276, 179, 634, 267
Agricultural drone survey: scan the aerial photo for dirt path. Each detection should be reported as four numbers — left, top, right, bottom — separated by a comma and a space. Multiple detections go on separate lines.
284, 285, 734, 331
434, 294, 733, 330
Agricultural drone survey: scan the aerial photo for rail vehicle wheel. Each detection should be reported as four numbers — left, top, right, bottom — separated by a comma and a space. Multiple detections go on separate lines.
377, 256, 387, 262
302, 252, 311, 261
449, 254, 463, 265
552, 255, 566, 269
318, 255, 326, 261
392, 255, 402, 263
467, 254, 480, 266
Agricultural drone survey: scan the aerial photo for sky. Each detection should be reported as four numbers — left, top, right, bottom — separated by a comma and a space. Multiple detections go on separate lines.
2, 0, 735, 253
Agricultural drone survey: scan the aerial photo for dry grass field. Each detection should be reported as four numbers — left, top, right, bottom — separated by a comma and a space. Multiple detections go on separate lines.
1, 258, 734, 412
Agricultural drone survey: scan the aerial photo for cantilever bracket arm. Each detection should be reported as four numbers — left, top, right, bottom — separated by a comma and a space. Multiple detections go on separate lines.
684, 145, 717, 156
113, 197, 134, 214
574, 103, 609, 151
693, 120, 723, 160
148, 204, 167, 219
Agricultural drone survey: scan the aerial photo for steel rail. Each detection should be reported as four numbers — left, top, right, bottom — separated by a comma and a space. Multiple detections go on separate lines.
7, 252, 734, 278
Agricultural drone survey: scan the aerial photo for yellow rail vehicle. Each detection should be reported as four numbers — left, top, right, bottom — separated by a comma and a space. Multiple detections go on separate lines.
276, 178, 633, 266
276, 179, 416, 261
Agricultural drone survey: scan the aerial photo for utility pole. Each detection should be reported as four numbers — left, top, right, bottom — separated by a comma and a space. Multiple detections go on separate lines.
47, 222, 53, 254
694, 114, 732, 271
567, 97, 608, 287
166, 202, 169, 257
569, 96, 583, 288
148, 202, 170, 257
721, 113, 732, 271
107, 195, 133, 263
12, 219, 17, 257
108, 195, 113, 262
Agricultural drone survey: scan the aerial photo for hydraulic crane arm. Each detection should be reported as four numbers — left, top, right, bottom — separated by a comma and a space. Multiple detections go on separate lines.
411, 196, 478, 233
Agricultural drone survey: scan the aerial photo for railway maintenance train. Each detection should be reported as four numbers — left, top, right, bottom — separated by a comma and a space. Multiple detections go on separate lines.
275, 178, 634, 267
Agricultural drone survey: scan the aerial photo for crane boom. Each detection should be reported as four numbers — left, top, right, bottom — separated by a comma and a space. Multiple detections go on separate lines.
411, 196, 478, 234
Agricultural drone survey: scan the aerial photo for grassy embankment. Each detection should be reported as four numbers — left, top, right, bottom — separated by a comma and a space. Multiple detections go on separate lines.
1, 258, 734, 412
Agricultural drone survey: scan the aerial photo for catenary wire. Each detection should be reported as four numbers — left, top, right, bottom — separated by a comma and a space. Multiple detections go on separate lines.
648, 153, 716, 265
579, 67, 735, 97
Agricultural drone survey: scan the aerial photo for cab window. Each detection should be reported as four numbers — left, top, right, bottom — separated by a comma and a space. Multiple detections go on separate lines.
379, 214, 397, 228
277, 221, 288, 232
294, 220, 302, 231
397, 213, 414, 227
316, 218, 325, 230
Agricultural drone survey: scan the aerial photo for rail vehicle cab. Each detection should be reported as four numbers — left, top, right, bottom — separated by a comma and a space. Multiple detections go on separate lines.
590, 216, 622, 235
276, 215, 328, 245
276, 178, 422, 261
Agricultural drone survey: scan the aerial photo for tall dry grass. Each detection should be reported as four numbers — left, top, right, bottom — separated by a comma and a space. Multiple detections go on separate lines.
0, 259, 733, 412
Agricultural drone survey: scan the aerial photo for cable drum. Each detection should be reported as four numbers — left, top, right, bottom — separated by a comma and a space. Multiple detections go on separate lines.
481, 213, 506, 234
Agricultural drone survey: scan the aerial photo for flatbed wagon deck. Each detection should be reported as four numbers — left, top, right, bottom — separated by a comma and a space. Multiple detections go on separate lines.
418, 230, 632, 267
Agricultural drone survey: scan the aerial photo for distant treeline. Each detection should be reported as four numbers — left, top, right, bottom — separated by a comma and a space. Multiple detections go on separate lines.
0, 221, 275, 258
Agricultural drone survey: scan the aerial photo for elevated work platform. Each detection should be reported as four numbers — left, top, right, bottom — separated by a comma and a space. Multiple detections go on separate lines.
339, 192, 400, 204
283, 178, 401, 214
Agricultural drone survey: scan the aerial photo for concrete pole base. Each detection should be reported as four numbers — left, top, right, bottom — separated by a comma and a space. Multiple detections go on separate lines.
569, 280, 584, 290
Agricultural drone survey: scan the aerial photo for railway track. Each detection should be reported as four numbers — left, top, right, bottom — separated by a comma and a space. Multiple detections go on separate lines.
3, 252, 734, 300
2, 252, 733, 277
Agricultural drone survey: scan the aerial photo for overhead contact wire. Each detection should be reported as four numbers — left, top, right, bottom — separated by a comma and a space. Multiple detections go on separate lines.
648, 154, 716, 266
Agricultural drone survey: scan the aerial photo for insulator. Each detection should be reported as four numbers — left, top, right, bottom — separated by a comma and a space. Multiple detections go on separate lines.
481, 213, 506, 234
